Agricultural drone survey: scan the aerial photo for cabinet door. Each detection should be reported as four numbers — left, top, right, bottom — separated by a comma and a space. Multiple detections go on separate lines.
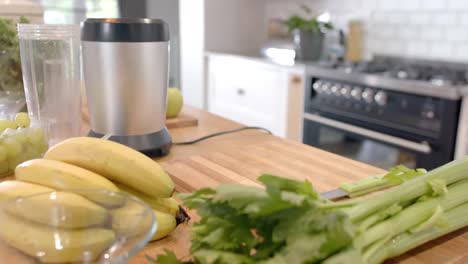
207, 56, 288, 137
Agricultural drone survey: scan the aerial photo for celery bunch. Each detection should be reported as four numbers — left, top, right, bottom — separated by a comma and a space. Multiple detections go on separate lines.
151, 158, 468, 264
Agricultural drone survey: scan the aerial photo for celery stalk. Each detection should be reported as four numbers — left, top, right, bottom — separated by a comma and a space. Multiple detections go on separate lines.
357, 204, 403, 232
358, 198, 439, 249
358, 178, 468, 249
348, 157, 468, 222
365, 201, 468, 264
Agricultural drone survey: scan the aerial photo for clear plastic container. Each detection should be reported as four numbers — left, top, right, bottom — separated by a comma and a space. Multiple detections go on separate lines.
0, 91, 25, 119
17, 24, 81, 146
0, 189, 157, 263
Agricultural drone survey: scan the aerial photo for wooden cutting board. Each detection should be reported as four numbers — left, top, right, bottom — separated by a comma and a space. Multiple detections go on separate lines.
134, 139, 385, 263
131, 139, 468, 264
163, 138, 384, 193
166, 113, 198, 129
81, 108, 198, 130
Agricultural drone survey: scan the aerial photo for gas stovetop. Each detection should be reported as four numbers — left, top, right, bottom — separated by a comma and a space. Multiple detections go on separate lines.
318, 55, 468, 87
308, 55, 468, 100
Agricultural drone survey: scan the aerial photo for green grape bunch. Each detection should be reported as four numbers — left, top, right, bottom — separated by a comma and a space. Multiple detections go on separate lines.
0, 16, 29, 93
0, 112, 48, 177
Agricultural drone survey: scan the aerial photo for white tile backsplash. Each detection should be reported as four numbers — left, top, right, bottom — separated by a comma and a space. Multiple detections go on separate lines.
453, 44, 468, 60
445, 27, 468, 42
397, 25, 420, 40
421, 0, 446, 10
408, 12, 432, 25
448, 0, 468, 10
265, 0, 468, 62
386, 12, 410, 25
377, 0, 400, 10
420, 27, 443, 41
396, 0, 421, 10
432, 12, 457, 26
429, 43, 454, 58
457, 12, 468, 25
407, 41, 429, 55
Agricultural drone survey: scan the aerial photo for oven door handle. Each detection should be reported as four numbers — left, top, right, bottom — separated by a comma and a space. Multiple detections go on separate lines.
304, 113, 432, 154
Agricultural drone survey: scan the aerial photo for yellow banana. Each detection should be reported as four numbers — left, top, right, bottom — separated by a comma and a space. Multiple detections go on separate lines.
111, 199, 156, 239
0, 180, 108, 228
15, 159, 124, 207
5, 190, 109, 228
115, 182, 180, 215
0, 180, 54, 202
151, 210, 177, 241
111, 200, 189, 242
0, 211, 115, 263
44, 137, 175, 198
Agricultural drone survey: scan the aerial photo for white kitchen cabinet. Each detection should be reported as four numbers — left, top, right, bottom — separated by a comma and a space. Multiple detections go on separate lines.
206, 54, 305, 140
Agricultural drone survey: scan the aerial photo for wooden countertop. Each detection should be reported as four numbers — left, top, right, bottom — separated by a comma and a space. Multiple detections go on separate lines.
120, 105, 468, 264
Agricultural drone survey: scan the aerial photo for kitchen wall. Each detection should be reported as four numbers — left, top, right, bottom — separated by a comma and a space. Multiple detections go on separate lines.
146, 0, 180, 87
265, 0, 468, 62
179, 0, 268, 109
205, 0, 267, 55
180, 0, 205, 108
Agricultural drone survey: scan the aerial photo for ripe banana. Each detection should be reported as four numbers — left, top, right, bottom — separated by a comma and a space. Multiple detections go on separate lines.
15, 159, 124, 207
5, 190, 109, 228
115, 182, 180, 215
0, 180, 108, 228
0, 211, 115, 263
111, 199, 156, 239
0, 180, 54, 202
44, 137, 175, 198
151, 210, 177, 241
111, 200, 189, 242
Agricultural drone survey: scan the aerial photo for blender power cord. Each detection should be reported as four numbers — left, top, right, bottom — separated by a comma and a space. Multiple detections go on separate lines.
173, 126, 273, 145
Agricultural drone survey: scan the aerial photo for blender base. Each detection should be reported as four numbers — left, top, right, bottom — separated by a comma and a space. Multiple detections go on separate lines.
88, 128, 172, 157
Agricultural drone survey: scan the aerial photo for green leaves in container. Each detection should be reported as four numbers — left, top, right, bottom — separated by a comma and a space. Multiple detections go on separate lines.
283, 4, 333, 33
0, 16, 29, 93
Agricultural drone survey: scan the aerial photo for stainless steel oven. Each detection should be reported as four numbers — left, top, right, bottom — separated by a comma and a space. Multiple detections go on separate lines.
304, 113, 426, 169
302, 56, 465, 170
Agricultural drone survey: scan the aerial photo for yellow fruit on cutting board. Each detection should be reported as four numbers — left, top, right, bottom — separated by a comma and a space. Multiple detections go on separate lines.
0, 180, 54, 202
152, 210, 177, 241
5, 190, 109, 228
0, 211, 115, 263
44, 137, 175, 198
166, 87, 183, 118
115, 182, 180, 216
15, 159, 124, 207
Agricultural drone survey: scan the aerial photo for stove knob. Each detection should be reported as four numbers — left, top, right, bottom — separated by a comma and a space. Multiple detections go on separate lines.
374, 91, 388, 106
423, 110, 435, 119
331, 84, 341, 96
362, 88, 374, 103
340, 85, 351, 97
322, 82, 331, 94
351, 87, 362, 100
313, 81, 322, 92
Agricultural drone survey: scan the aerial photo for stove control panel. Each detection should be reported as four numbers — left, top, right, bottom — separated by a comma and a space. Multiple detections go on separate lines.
307, 78, 445, 135
313, 80, 388, 105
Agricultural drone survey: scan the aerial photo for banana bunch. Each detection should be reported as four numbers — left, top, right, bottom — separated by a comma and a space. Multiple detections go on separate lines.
113, 182, 190, 241
0, 137, 189, 263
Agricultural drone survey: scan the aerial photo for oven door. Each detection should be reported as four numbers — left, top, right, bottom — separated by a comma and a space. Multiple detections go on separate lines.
303, 113, 433, 169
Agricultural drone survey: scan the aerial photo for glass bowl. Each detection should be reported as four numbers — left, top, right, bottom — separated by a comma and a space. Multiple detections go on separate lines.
0, 189, 157, 263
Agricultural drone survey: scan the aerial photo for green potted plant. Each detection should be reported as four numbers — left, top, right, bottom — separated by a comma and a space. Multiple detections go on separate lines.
284, 5, 333, 61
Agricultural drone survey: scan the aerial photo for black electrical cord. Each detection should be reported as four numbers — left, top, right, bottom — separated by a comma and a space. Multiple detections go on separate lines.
173, 126, 273, 145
